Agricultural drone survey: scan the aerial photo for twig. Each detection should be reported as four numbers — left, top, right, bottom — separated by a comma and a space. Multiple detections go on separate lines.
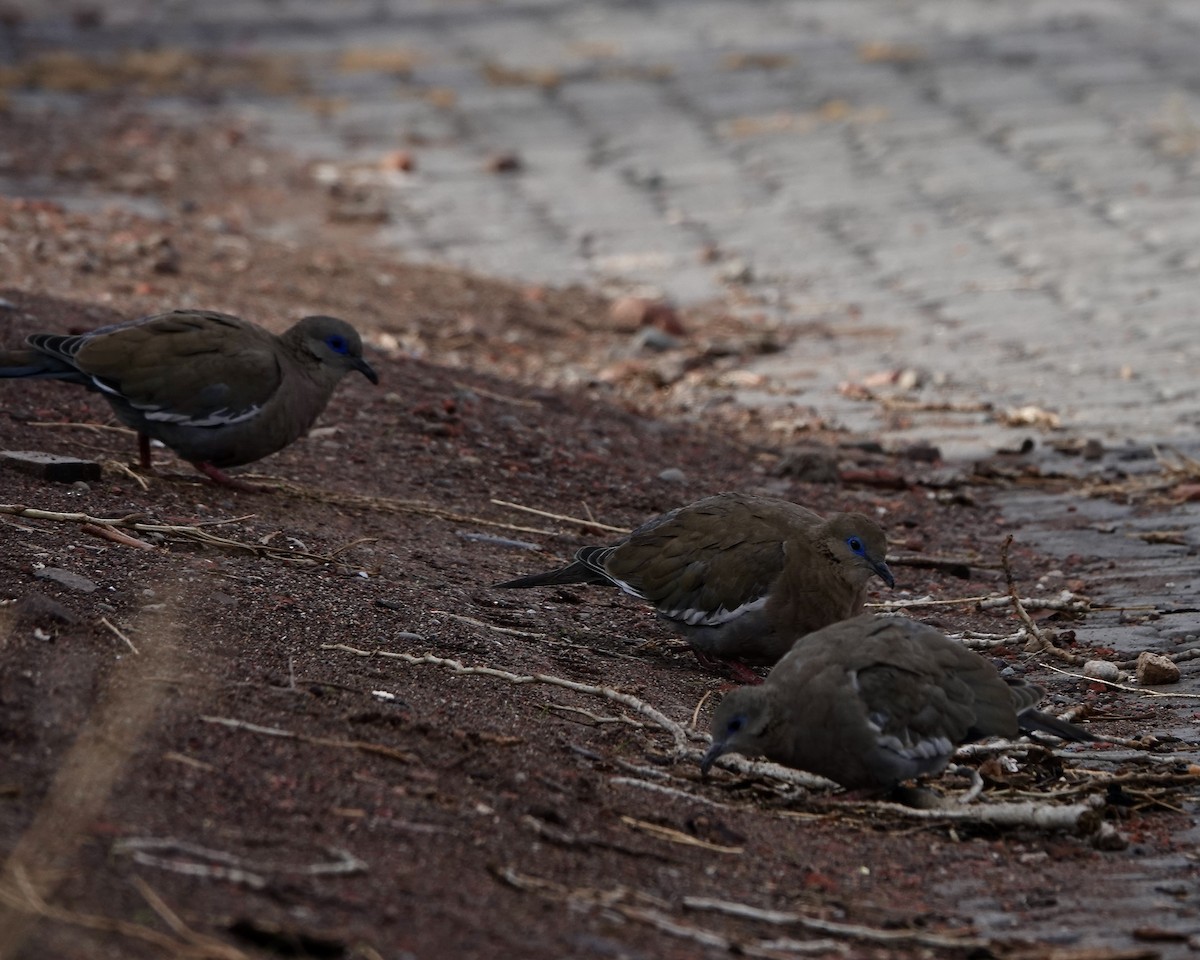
689, 689, 715, 730
869, 594, 1089, 614
819, 794, 1105, 834
98, 616, 139, 655
1040, 661, 1200, 700
102, 459, 151, 491
490, 498, 629, 534
431, 610, 545, 639
619, 816, 743, 854
683, 896, 988, 951
885, 554, 976, 577
545, 704, 645, 728
250, 483, 560, 537
493, 866, 836, 958
452, 380, 542, 408
114, 838, 366, 889
1000, 534, 1081, 664
27, 420, 136, 436
321, 644, 698, 753
610, 777, 734, 809
199, 715, 419, 763
81, 522, 158, 551
0, 504, 370, 569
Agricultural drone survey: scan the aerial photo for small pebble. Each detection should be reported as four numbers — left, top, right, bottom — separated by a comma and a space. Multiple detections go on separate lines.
1082, 659, 1120, 682
33, 567, 98, 594
657, 467, 687, 484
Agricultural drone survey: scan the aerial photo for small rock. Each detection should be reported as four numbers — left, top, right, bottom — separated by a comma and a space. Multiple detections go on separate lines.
485, 151, 522, 173
901, 442, 941, 463
608, 296, 685, 335
34, 567, 99, 594
1, 450, 102, 483
1082, 438, 1105, 461
630, 327, 681, 353
719, 258, 753, 283
381, 150, 416, 172
658, 467, 687, 484
1082, 660, 1120, 682
1136, 651, 1180, 686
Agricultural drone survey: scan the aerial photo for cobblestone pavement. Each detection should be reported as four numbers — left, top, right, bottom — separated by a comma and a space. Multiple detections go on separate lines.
5, 2, 1200, 950
9, 1, 1200, 451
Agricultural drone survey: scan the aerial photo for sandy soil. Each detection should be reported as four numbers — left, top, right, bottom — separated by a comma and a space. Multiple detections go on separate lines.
0, 104, 1195, 960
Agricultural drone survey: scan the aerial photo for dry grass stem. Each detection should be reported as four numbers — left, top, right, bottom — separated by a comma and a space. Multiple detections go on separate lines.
256, 483, 560, 536
619, 815, 744, 854
199, 715, 419, 763
999, 535, 1082, 664
98, 616, 139, 654
0, 504, 372, 569
491, 498, 630, 533
451, 380, 542, 408
431, 610, 545, 639
610, 777, 734, 809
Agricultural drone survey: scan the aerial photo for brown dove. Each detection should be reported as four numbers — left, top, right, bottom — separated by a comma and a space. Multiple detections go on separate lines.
495, 492, 894, 679
702, 614, 1094, 789
0, 309, 378, 488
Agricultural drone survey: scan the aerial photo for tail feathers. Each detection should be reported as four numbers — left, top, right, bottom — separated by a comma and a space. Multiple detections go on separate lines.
1018, 708, 1096, 743
0, 350, 83, 381
493, 559, 611, 590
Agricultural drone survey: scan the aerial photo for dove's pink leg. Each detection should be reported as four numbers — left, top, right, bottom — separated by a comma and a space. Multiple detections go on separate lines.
191, 461, 264, 493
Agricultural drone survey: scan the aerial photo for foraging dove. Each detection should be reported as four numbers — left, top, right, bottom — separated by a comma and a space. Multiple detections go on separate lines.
495, 492, 894, 678
702, 614, 1093, 790
0, 309, 378, 487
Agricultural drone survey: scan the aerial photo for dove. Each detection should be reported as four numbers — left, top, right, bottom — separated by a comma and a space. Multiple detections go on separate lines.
0, 309, 378, 488
702, 614, 1093, 790
496, 492, 894, 679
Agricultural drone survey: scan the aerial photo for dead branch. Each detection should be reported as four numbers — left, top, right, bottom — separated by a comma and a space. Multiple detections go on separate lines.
824, 794, 1105, 834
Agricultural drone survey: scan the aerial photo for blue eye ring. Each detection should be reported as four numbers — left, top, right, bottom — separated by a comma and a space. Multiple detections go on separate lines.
727, 715, 745, 734
325, 334, 350, 355
846, 536, 865, 554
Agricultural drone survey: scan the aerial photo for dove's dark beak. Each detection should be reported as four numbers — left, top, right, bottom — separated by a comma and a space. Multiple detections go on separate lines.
873, 559, 895, 589
700, 739, 727, 776
355, 358, 380, 385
